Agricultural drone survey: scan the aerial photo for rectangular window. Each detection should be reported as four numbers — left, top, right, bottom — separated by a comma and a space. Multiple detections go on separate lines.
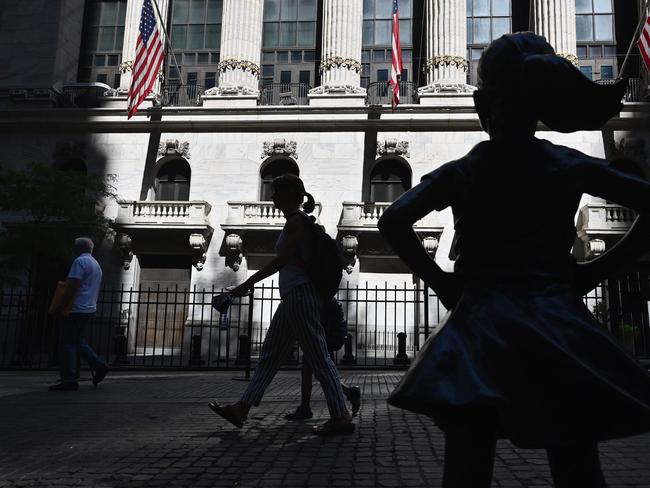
600, 65, 613, 79
491, 17, 510, 39
576, 15, 593, 41
277, 51, 289, 62
263, 23, 279, 47
377, 69, 389, 82
94, 55, 106, 67
593, 0, 613, 14
577, 46, 588, 58
205, 72, 216, 88
303, 50, 315, 61
205, 24, 220, 49
114, 73, 121, 88
172, 26, 188, 49
299, 70, 310, 85
372, 50, 385, 61
280, 70, 292, 84
473, 18, 490, 44
400, 0, 411, 17
399, 20, 411, 46
491, 0, 509, 16
264, 0, 281, 21
281, 0, 298, 21
190, 0, 206, 24
279, 22, 296, 47
363, 0, 374, 19
297, 21, 315, 46
589, 45, 602, 58
580, 66, 593, 80
298, 0, 316, 20
206, 0, 222, 23
263, 65, 274, 77
594, 15, 613, 41
188, 25, 205, 49
576, 0, 591, 14
472, 0, 490, 17
173, 0, 190, 23
107, 54, 119, 66
197, 53, 210, 64
187, 72, 198, 85
604, 45, 616, 56
97, 73, 108, 84
374, 20, 391, 46
363, 20, 374, 45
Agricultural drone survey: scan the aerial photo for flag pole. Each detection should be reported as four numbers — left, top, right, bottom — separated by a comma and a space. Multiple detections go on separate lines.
618, 0, 650, 79
150, 0, 183, 83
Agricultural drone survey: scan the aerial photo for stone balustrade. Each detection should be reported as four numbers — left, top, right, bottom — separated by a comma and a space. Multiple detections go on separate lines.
115, 201, 212, 226
224, 201, 322, 228
339, 202, 437, 229
577, 203, 636, 234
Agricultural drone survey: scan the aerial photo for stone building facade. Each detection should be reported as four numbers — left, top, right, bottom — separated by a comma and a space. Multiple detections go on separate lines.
0, 0, 649, 360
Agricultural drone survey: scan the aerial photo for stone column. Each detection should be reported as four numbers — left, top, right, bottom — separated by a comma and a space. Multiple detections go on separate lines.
309, 0, 365, 106
117, 0, 142, 94
109, 0, 169, 104
419, 0, 472, 99
532, 0, 577, 65
203, 0, 263, 107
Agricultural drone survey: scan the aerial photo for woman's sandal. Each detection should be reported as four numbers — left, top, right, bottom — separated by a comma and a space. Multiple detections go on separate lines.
312, 418, 355, 436
208, 401, 245, 428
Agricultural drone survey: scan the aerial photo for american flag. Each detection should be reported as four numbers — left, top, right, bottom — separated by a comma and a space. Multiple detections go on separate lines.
127, 0, 165, 119
639, 16, 650, 72
390, 0, 403, 110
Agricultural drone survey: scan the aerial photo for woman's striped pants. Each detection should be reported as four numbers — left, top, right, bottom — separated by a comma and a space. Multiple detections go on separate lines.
240, 283, 348, 417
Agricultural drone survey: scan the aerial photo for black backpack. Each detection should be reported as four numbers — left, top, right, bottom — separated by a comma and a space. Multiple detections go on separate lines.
292, 212, 343, 299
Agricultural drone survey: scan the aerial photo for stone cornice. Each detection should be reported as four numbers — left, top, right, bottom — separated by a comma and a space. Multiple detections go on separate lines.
0, 104, 646, 133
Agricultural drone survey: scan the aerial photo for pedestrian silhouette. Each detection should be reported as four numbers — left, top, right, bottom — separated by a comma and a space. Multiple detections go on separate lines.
209, 174, 354, 435
378, 32, 650, 488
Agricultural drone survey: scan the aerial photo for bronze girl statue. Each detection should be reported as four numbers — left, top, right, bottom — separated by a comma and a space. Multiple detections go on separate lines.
378, 32, 650, 488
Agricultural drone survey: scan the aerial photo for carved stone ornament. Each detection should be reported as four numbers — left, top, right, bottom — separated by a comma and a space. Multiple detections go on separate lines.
319, 56, 362, 74
341, 235, 358, 274
557, 53, 579, 66
203, 85, 260, 96
189, 233, 208, 271
225, 233, 243, 271
158, 139, 191, 159
217, 58, 261, 77
119, 60, 134, 73
418, 82, 476, 95
422, 236, 439, 256
116, 233, 134, 270
308, 84, 367, 95
586, 238, 606, 259
261, 139, 298, 159
377, 139, 410, 158
424, 55, 468, 73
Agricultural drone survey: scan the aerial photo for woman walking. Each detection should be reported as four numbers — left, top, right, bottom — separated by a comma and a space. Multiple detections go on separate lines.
378, 32, 650, 487
209, 174, 354, 436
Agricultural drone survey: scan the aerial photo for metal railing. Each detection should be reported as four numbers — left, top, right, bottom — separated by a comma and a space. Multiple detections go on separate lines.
259, 83, 311, 106
595, 77, 645, 102
366, 81, 418, 105
1, 276, 647, 370
161, 84, 205, 107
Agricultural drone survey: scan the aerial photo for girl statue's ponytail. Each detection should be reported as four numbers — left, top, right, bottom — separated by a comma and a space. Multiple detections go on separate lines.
302, 192, 316, 214
522, 54, 628, 133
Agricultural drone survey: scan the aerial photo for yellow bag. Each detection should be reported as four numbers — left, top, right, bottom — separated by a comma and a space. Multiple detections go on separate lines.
48, 281, 73, 316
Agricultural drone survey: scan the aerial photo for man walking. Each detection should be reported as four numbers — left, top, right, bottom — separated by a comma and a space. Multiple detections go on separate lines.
49, 237, 108, 391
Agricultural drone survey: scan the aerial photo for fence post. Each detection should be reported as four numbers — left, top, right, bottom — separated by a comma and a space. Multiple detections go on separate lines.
189, 334, 204, 366
394, 332, 410, 365
340, 333, 356, 364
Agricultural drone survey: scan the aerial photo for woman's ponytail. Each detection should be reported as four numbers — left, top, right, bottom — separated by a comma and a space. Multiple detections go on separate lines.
302, 192, 316, 214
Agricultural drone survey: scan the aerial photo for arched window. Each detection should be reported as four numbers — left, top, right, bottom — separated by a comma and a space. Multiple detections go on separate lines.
155, 159, 191, 201
369, 159, 411, 203
259, 158, 299, 201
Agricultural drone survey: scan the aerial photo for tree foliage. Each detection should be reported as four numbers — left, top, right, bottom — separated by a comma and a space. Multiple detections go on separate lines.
0, 162, 116, 289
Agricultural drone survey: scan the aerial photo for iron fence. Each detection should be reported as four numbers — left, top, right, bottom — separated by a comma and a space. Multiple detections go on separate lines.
1, 276, 648, 371
259, 83, 311, 106
595, 77, 645, 102
366, 81, 418, 105
161, 84, 205, 107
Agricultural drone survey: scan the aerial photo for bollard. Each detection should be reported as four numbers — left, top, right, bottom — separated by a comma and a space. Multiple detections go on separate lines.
394, 332, 410, 365
112, 325, 129, 366
189, 334, 205, 366
235, 334, 250, 366
340, 333, 357, 365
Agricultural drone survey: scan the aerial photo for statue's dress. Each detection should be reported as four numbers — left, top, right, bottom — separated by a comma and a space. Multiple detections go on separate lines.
388, 138, 650, 448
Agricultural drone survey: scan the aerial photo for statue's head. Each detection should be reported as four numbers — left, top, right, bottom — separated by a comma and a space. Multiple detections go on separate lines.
473, 32, 627, 138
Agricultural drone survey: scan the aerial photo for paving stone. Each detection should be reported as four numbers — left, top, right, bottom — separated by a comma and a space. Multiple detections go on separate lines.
0, 370, 648, 487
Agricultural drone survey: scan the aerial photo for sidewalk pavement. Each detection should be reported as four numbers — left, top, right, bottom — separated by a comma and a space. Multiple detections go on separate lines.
0, 370, 648, 488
